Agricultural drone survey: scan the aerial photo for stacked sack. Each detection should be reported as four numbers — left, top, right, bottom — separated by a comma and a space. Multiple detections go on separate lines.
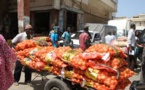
111, 36, 128, 54
15, 40, 134, 90
16, 36, 53, 71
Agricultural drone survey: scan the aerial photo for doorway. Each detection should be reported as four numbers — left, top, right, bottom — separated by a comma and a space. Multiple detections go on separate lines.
66, 11, 77, 33
9, 12, 18, 38
34, 12, 50, 35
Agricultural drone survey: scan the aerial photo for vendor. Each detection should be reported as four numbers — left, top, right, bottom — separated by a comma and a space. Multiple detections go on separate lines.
12, 24, 33, 86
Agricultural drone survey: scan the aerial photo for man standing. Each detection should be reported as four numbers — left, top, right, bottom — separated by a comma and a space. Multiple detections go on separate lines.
127, 24, 136, 71
50, 30, 59, 48
105, 32, 112, 44
79, 26, 90, 51
111, 31, 116, 41
62, 28, 72, 46
12, 24, 33, 86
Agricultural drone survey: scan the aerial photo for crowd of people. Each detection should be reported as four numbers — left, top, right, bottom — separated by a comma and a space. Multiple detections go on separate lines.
0, 22, 145, 90
127, 24, 144, 72
127, 24, 145, 84
0, 24, 34, 90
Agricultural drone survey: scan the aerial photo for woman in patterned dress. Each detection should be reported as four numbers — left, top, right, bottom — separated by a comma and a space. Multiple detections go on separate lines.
0, 34, 17, 90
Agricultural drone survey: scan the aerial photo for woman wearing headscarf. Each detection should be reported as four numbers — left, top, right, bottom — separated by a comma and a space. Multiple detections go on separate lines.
0, 34, 17, 90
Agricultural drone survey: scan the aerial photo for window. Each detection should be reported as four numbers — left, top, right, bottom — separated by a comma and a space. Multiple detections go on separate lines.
94, 33, 101, 41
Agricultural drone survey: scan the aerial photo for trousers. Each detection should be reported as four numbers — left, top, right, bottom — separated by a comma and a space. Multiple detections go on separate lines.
140, 51, 145, 83
14, 60, 32, 83
127, 47, 135, 71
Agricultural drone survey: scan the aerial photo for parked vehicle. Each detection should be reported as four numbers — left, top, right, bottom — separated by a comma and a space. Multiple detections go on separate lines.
108, 19, 133, 37
70, 23, 117, 48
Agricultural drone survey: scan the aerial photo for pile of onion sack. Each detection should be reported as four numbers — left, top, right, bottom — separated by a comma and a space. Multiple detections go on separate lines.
110, 36, 128, 54
15, 38, 134, 90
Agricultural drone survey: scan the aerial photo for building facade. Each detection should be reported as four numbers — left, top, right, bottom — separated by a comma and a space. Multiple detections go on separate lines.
131, 14, 145, 30
1, 0, 118, 37
114, 14, 145, 31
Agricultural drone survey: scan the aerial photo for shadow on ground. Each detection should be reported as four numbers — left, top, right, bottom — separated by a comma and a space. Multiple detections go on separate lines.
30, 72, 51, 90
31, 79, 48, 90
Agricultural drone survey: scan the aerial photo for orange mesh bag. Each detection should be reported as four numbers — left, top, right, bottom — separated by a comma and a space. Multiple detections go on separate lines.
33, 36, 51, 42
118, 66, 135, 80
84, 77, 110, 90
51, 66, 61, 76
53, 46, 71, 59
52, 59, 67, 68
15, 40, 37, 51
79, 52, 109, 60
71, 72, 84, 84
91, 57, 128, 70
34, 46, 55, 63
33, 36, 52, 46
70, 53, 88, 70
85, 67, 118, 90
85, 44, 127, 58
115, 79, 131, 90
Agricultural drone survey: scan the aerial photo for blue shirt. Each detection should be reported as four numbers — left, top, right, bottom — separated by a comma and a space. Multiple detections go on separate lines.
62, 31, 71, 41
51, 33, 58, 47
62, 31, 71, 46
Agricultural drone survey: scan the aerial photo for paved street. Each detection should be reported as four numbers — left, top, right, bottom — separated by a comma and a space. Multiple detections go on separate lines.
9, 72, 56, 90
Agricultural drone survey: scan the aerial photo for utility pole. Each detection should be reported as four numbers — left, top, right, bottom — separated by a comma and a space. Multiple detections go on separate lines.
17, 0, 30, 33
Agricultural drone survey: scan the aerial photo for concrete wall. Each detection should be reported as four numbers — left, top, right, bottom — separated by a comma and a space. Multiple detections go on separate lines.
62, 0, 116, 30
8, 0, 117, 32
77, 13, 108, 30
131, 18, 145, 30
131, 14, 145, 30
115, 14, 145, 30
9, 0, 53, 11
30, 0, 53, 11
101, 0, 117, 12
83, 13, 108, 24
9, 0, 117, 21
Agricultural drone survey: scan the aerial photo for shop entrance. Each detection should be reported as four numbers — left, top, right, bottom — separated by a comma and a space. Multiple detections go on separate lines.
9, 12, 18, 38
66, 11, 77, 33
34, 12, 50, 35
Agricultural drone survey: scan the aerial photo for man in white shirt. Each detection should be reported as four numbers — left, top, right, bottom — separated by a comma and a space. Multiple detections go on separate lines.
111, 31, 116, 41
105, 32, 112, 44
12, 24, 33, 86
127, 24, 136, 71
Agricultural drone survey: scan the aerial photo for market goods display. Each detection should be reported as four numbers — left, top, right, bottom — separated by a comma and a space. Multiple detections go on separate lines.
15, 40, 134, 90
111, 36, 128, 54
111, 36, 127, 46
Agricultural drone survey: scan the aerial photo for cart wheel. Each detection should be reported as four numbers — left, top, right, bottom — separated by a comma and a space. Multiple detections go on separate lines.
44, 78, 72, 90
